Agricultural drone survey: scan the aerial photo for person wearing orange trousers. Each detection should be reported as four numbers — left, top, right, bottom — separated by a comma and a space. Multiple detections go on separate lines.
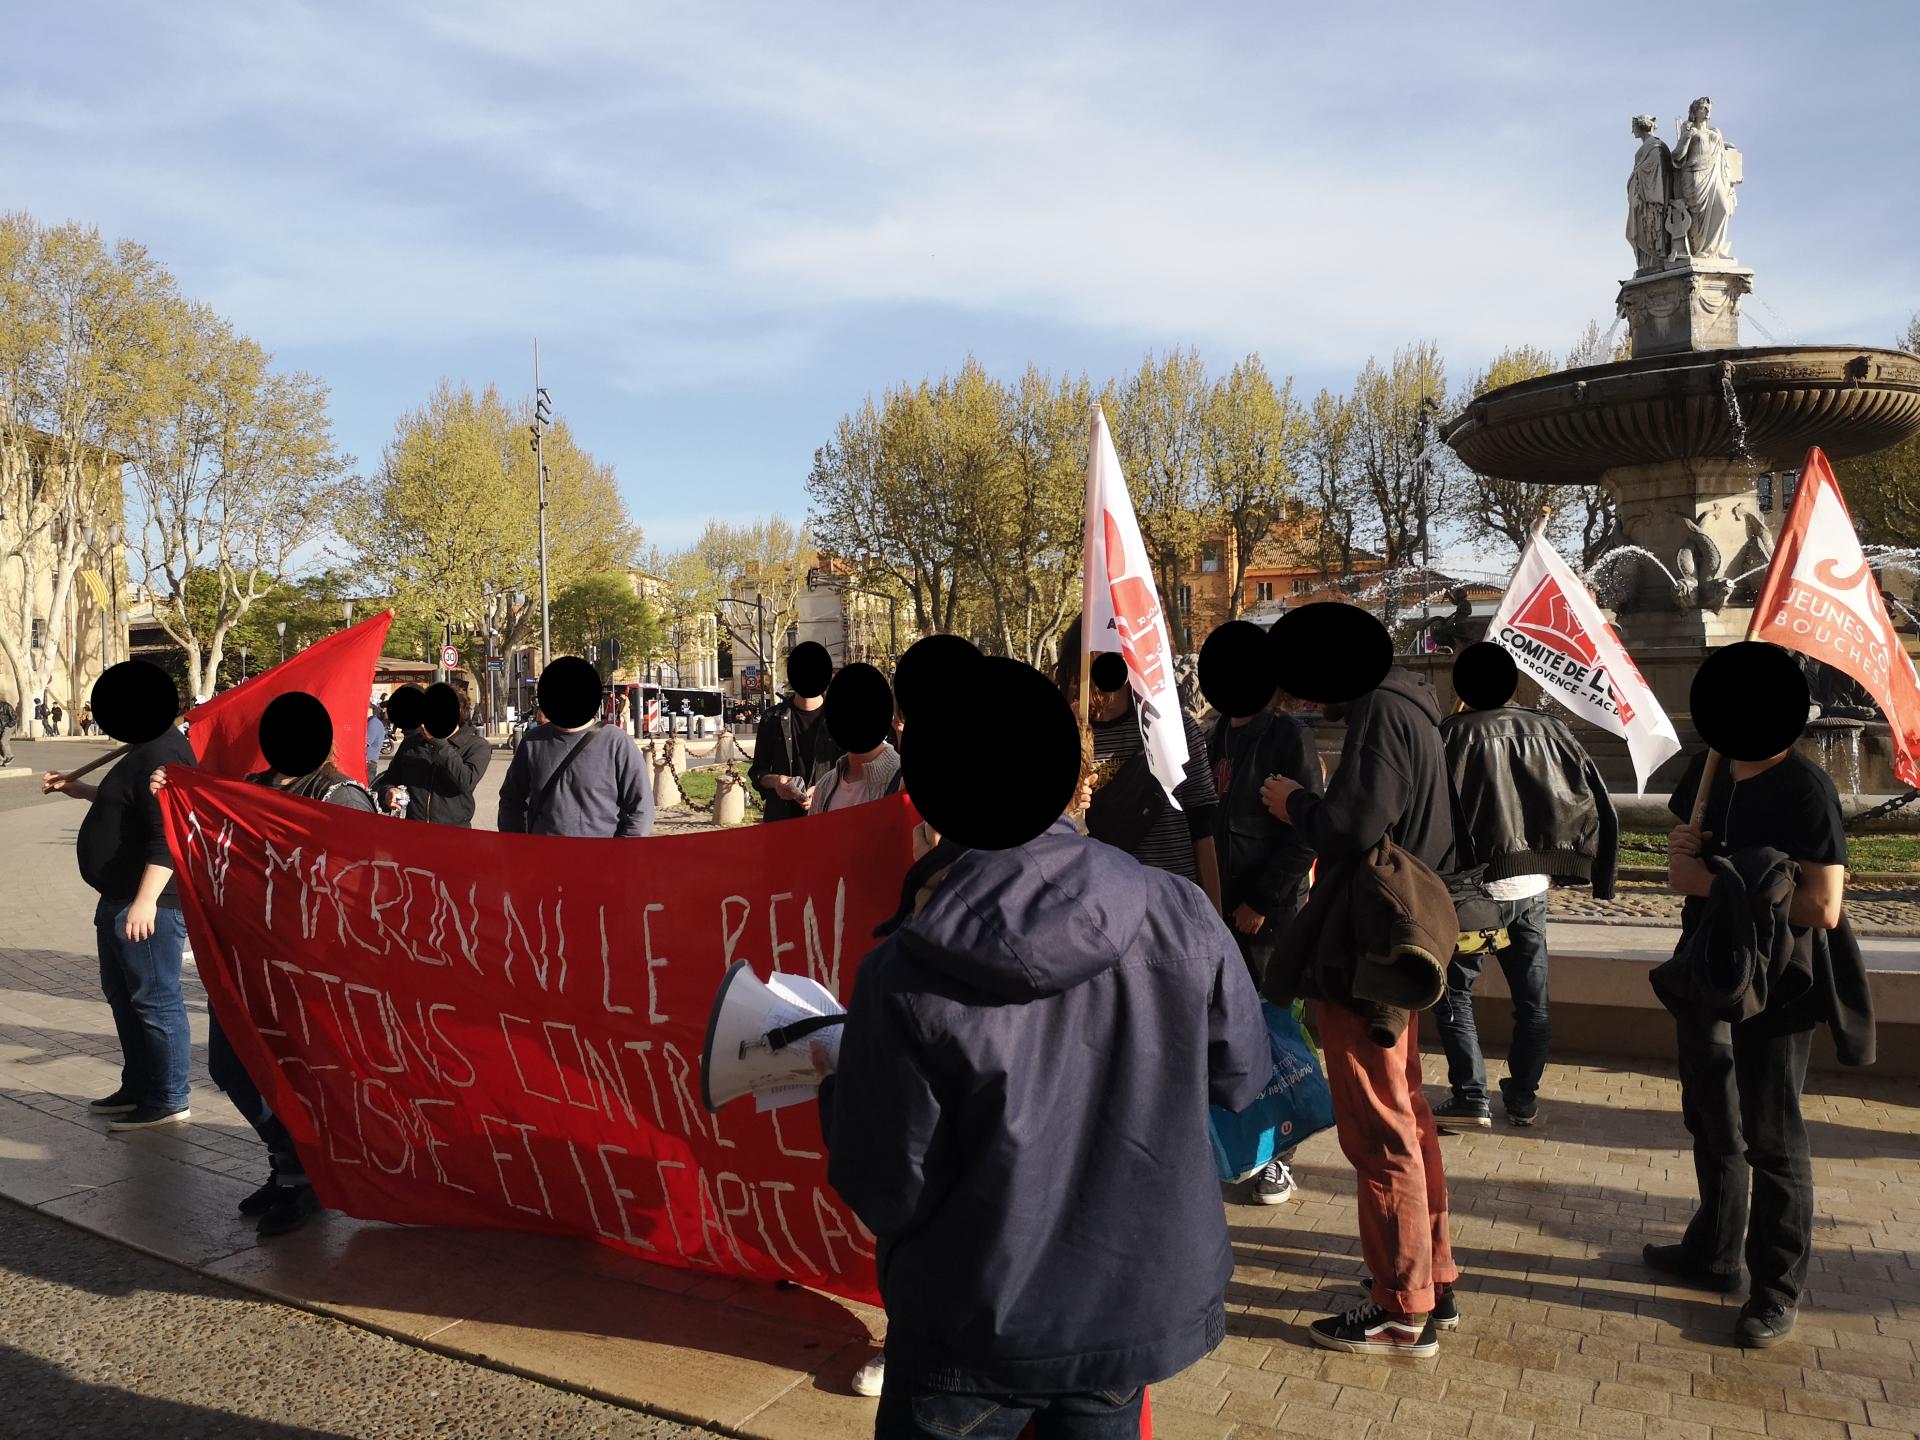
1316, 1001, 1459, 1327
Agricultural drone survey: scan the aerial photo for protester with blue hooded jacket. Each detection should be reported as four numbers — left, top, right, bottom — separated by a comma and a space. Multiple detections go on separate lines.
819, 645, 1271, 1439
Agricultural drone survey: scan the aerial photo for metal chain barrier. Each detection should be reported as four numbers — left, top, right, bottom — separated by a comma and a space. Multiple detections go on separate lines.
1845, 787, 1920, 832
640, 733, 755, 819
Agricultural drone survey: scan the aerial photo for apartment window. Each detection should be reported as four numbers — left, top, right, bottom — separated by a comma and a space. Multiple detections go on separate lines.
1200, 541, 1222, 574
1292, 577, 1310, 596
1256, 580, 1275, 604
1179, 584, 1193, 615
30, 618, 46, 654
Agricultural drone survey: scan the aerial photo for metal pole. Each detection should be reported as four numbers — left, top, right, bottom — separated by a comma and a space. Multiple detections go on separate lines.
534, 339, 552, 670
756, 593, 767, 717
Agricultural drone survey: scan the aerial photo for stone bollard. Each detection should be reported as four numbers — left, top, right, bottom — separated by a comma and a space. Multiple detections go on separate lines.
654, 759, 684, 809
714, 768, 747, 826
665, 736, 687, 773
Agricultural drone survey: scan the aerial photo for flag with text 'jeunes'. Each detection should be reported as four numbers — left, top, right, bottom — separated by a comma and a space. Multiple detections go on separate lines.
1751, 447, 1920, 789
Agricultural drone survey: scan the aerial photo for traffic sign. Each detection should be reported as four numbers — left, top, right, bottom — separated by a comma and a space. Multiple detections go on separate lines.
441, 645, 458, 668
486, 657, 504, 671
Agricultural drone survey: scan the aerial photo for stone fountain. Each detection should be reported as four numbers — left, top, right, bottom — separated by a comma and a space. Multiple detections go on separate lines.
1441, 100, 1920, 799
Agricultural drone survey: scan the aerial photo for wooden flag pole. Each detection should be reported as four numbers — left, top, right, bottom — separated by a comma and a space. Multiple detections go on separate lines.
41, 742, 130, 793
1078, 406, 1100, 741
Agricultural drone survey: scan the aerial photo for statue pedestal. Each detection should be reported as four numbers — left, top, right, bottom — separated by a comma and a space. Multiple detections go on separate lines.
1617, 262, 1754, 357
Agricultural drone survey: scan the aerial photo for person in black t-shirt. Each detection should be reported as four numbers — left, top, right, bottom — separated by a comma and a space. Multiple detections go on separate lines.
43, 662, 197, 1131
749, 643, 842, 822
1648, 643, 1869, 1352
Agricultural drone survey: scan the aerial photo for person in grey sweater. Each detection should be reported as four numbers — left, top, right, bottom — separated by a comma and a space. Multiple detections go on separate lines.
497, 657, 654, 837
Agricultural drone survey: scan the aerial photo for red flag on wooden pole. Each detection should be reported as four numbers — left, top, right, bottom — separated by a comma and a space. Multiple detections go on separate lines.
184, 610, 394, 778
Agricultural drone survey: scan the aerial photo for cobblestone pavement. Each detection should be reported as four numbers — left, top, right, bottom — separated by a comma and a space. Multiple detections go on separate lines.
5, 766, 1920, 1440
0, 1198, 720, 1439
1552, 879, 1920, 935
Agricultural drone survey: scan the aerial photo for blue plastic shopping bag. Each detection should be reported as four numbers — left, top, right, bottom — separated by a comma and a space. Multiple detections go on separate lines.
1208, 1000, 1336, 1182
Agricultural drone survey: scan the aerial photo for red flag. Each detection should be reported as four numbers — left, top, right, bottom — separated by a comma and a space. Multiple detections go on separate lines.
1751, 449, 1920, 789
185, 610, 394, 778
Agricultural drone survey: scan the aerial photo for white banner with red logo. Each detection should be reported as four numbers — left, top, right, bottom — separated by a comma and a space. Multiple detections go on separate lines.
1488, 531, 1680, 792
1084, 406, 1189, 803
1752, 447, 1920, 789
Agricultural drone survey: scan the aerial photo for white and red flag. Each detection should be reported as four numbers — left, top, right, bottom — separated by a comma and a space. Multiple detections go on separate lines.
1487, 532, 1680, 792
1083, 406, 1189, 803
185, 610, 393, 778
1751, 447, 1920, 789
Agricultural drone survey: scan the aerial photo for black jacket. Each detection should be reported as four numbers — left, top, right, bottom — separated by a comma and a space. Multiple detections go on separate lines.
1651, 847, 1808, 1029
1285, 668, 1455, 874
77, 730, 197, 907
378, 724, 491, 827
1209, 710, 1320, 931
820, 820, 1271, 1394
748, 698, 841, 822
1439, 704, 1618, 899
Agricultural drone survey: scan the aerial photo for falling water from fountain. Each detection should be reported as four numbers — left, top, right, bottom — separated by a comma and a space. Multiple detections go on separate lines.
1718, 365, 1760, 473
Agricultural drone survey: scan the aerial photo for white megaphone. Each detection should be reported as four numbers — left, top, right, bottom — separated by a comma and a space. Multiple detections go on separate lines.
700, 961, 848, 1112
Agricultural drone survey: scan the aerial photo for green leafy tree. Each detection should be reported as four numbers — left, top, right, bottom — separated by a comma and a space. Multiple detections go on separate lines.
550, 572, 661, 675
124, 297, 351, 699
1204, 355, 1306, 621
1114, 348, 1212, 648
1836, 310, 1920, 549
346, 381, 640, 666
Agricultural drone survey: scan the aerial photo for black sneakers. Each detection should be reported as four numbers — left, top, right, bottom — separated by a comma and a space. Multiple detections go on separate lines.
1363, 1276, 1460, 1332
107, 1105, 191, 1131
256, 1184, 321, 1238
1499, 1080, 1539, 1127
1432, 1096, 1492, 1131
1309, 1301, 1439, 1357
1737, 1301, 1797, 1349
87, 1089, 138, 1115
238, 1172, 285, 1217
1642, 1242, 1742, 1293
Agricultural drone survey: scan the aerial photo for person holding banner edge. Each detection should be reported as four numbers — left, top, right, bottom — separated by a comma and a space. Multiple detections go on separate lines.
154, 690, 377, 1236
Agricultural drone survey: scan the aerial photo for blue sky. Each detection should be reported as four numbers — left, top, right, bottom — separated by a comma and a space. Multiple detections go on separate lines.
7, 2, 1917, 552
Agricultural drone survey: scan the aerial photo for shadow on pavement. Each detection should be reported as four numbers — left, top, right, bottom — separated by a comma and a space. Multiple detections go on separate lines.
0, 1346, 355, 1439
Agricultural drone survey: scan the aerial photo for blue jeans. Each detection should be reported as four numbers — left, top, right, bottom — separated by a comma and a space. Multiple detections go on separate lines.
94, 896, 191, 1110
206, 1012, 305, 1182
875, 1383, 1143, 1439
1434, 892, 1550, 1108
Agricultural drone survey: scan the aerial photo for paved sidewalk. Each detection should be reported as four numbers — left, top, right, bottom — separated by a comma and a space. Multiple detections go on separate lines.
4, 771, 1920, 1439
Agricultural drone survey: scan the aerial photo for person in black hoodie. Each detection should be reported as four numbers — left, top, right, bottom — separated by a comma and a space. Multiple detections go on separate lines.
749, 642, 841, 822
1258, 603, 1460, 1360
1435, 643, 1619, 1130
376, 681, 489, 827
1651, 644, 1865, 1351
821, 642, 1271, 1438
1200, 620, 1320, 1207
44, 662, 197, 1131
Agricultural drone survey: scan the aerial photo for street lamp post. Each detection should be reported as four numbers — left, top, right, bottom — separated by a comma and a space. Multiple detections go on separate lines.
716, 594, 768, 717
275, 620, 287, 666
341, 599, 355, 630
529, 342, 553, 672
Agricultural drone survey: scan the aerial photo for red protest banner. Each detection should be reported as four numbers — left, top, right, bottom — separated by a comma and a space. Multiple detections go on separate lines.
158, 768, 917, 1304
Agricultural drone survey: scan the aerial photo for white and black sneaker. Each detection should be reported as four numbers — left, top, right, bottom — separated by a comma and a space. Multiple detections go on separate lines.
107, 1105, 191, 1131
1309, 1301, 1439, 1357
1253, 1159, 1299, 1205
87, 1089, 138, 1114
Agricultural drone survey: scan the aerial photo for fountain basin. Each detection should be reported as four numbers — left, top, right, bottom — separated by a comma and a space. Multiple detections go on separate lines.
1442, 345, 1920, 485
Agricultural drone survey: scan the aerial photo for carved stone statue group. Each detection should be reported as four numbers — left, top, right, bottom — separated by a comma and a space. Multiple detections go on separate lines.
1626, 99, 1742, 272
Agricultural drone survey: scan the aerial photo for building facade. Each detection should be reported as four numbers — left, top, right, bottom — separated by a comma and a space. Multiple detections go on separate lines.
0, 431, 127, 733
